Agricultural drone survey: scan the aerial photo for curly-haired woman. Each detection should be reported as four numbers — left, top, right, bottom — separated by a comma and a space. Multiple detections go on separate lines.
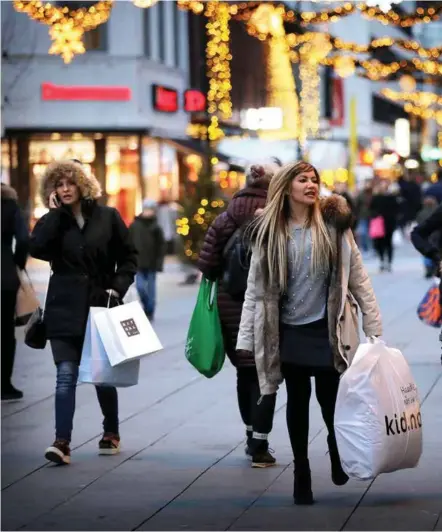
30, 160, 137, 465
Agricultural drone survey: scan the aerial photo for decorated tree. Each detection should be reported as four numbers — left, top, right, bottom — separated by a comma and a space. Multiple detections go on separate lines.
176, 166, 227, 266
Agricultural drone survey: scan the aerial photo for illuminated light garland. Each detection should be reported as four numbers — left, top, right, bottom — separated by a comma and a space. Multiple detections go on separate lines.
133, 0, 159, 7
358, 3, 441, 27
334, 55, 356, 78
205, 1, 232, 142
232, 2, 441, 27
13, 0, 113, 63
249, 4, 300, 141
403, 103, 442, 125
286, 32, 442, 60
298, 35, 331, 141
381, 89, 442, 108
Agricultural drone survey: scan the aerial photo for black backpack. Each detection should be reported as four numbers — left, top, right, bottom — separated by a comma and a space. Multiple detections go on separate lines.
222, 228, 252, 299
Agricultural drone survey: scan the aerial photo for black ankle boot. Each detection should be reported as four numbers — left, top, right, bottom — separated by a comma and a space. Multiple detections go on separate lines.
327, 436, 349, 486
293, 460, 314, 505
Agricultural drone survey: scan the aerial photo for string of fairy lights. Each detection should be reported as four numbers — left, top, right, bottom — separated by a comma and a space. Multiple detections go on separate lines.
12, 1, 442, 139
13, 1, 114, 64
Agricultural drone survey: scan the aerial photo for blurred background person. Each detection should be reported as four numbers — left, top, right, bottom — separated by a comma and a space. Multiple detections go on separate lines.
355, 179, 374, 254
333, 181, 358, 233
398, 172, 422, 231
370, 179, 400, 272
1, 184, 29, 402
415, 196, 439, 278
130, 199, 166, 322
423, 169, 442, 204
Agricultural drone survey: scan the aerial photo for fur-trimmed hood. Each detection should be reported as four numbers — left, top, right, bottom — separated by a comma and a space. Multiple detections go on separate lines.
320, 193, 353, 231
1, 183, 18, 201
40, 160, 102, 208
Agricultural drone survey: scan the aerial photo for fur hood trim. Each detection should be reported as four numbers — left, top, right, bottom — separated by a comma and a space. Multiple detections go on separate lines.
40, 160, 102, 208
320, 194, 353, 231
1, 183, 18, 201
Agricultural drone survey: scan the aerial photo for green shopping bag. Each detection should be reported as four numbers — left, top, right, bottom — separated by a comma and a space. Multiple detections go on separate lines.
185, 278, 225, 378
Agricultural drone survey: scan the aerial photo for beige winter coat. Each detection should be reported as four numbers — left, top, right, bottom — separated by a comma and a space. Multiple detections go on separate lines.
236, 195, 382, 395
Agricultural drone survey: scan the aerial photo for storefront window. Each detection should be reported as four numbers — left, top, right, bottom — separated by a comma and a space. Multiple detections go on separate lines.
1, 140, 11, 185
106, 135, 140, 226
142, 138, 179, 203
29, 135, 95, 222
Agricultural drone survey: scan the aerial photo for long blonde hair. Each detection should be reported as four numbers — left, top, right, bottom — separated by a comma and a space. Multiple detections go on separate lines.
251, 161, 334, 292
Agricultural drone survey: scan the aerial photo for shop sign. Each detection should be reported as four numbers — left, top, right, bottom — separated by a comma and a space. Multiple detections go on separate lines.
240, 107, 283, 131
395, 118, 410, 158
184, 90, 206, 112
41, 83, 131, 101
330, 78, 344, 127
152, 84, 178, 113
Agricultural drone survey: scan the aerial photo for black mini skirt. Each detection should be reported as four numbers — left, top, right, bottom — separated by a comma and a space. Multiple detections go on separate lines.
279, 318, 334, 369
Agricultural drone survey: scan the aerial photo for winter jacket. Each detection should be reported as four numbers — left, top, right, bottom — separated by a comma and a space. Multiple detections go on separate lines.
236, 195, 383, 395
29, 167, 137, 349
411, 205, 442, 264
370, 193, 400, 234
129, 216, 166, 272
197, 178, 269, 367
1, 184, 29, 291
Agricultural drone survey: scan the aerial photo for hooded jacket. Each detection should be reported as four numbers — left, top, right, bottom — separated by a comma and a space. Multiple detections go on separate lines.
129, 215, 166, 272
237, 195, 383, 394
1, 184, 29, 291
197, 175, 270, 367
29, 161, 137, 353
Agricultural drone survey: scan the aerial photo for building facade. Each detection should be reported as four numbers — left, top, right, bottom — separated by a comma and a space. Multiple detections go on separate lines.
1, 1, 194, 225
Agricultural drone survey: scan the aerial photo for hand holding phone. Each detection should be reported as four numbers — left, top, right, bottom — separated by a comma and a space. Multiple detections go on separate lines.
49, 191, 61, 209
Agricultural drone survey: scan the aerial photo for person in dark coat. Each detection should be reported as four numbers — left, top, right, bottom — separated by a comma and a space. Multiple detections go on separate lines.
411, 205, 442, 302
29, 160, 137, 465
423, 169, 442, 204
129, 199, 166, 321
198, 162, 279, 468
369, 180, 400, 272
1, 184, 29, 401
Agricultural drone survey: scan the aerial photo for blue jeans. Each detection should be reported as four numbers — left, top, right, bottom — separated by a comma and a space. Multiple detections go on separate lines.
357, 219, 371, 252
55, 360, 119, 442
136, 270, 157, 317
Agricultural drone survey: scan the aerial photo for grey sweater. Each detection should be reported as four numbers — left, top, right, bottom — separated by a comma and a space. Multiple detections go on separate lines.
280, 225, 329, 326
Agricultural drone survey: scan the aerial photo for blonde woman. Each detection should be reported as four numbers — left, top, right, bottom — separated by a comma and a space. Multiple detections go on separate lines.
237, 162, 382, 504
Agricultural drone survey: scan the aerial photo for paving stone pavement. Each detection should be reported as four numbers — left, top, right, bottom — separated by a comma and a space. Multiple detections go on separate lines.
2, 246, 441, 531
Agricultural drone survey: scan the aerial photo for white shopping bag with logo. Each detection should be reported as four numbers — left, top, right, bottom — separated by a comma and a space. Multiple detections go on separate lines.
92, 300, 162, 367
334, 339, 422, 480
79, 307, 140, 387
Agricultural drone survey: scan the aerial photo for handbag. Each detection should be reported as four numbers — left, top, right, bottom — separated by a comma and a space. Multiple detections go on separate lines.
185, 278, 225, 378
24, 266, 51, 350
15, 269, 40, 327
369, 216, 386, 239
417, 278, 442, 328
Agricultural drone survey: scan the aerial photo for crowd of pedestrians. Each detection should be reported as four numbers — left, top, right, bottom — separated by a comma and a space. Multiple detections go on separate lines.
1, 158, 440, 506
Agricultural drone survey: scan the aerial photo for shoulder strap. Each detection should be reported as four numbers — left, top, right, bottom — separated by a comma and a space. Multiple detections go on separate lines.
223, 228, 241, 259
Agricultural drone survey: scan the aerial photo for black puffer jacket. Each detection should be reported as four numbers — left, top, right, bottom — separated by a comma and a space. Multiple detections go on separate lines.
30, 200, 137, 340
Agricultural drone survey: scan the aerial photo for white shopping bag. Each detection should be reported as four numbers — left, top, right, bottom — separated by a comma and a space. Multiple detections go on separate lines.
79, 307, 140, 387
334, 340, 422, 480
93, 300, 162, 367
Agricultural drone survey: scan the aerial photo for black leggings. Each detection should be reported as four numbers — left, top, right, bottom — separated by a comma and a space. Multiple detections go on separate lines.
1, 289, 18, 390
373, 232, 394, 264
237, 367, 276, 440
282, 364, 340, 461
